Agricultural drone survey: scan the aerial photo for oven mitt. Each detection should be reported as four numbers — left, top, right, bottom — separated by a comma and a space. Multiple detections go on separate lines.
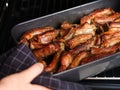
0, 43, 91, 90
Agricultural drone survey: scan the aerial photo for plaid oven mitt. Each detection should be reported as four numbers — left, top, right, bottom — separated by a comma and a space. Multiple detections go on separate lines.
0, 43, 91, 90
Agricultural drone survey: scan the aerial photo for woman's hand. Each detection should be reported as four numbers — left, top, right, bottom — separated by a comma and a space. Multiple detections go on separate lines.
0, 63, 50, 90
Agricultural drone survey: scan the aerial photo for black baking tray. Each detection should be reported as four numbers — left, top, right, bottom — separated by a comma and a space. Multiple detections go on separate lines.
11, 0, 120, 81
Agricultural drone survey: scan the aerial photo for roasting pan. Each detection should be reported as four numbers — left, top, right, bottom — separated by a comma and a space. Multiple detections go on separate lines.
11, 0, 120, 81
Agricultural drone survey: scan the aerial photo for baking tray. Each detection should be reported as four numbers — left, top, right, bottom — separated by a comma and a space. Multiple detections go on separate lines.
11, 0, 120, 81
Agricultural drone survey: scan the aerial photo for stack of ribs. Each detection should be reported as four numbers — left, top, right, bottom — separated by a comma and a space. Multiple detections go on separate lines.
19, 7, 120, 73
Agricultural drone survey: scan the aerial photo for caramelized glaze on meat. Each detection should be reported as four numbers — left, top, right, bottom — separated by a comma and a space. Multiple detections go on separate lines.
33, 42, 59, 59
74, 23, 96, 36
67, 34, 93, 49
94, 12, 120, 24
81, 8, 114, 24
69, 51, 89, 69
33, 30, 59, 44
21, 26, 54, 40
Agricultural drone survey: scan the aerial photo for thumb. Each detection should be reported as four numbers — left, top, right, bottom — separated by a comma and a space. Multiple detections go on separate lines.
18, 63, 44, 83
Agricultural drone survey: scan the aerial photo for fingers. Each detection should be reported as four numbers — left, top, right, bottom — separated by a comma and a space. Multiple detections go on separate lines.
18, 63, 44, 83
30, 84, 51, 90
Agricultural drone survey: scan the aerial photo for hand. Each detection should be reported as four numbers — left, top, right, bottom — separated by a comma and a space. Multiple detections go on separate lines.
0, 63, 51, 90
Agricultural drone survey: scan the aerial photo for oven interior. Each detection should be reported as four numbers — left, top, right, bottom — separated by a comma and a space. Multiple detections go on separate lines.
1, 0, 120, 90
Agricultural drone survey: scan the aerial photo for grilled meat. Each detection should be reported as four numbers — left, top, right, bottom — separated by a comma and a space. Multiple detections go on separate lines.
61, 28, 76, 41
109, 22, 120, 28
67, 34, 93, 49
20, 26, 54, 40
58, 51, 73, 72
29, 30, 59, 50
45, 51, 62, 73
33, 30, 59, 44
61, 21, 79, 30
102, 35, 120, 47
80, 52, 115, 65
94, 12, 120, 24
60, 21, 79, 37
59, 29, 69, 37
91, 44, 119, 54
58, 37, 97, 72
102, 31, 120, 47
69, 51, 89, 69
81, 8, 114, 24
114, 17, 120, 22
33, 42, 60, 59
74, 23, 96, 36
45, 43, 65, 73
19, 26, 54, 45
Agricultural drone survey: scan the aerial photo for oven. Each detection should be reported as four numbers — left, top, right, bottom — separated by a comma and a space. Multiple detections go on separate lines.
1, 0, 120, 90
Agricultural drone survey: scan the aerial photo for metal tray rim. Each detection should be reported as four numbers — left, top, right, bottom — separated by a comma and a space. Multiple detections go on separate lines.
11, 0, 101, 33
